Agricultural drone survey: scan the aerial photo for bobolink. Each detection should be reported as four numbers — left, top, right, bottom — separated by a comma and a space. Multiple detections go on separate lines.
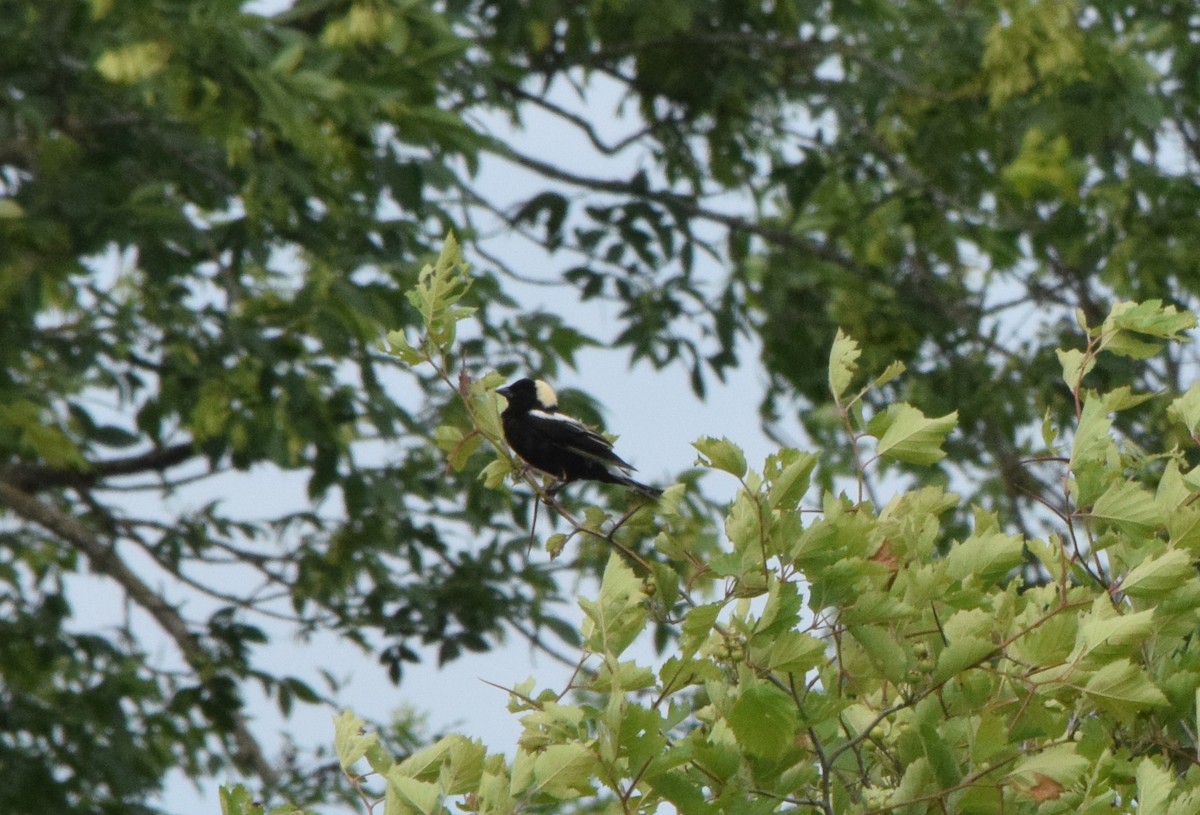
496, 378, 662, 498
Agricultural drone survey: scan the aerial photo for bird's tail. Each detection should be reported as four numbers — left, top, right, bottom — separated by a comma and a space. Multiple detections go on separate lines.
610, 473, 663, 499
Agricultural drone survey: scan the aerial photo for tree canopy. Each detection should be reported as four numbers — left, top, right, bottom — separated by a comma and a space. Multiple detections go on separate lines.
2, 0, 1200, 813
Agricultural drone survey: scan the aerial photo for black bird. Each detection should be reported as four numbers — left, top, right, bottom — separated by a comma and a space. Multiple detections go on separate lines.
496, 378, 662, 498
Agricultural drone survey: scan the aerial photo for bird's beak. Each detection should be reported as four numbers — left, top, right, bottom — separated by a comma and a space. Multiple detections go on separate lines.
496, 384, 512, 398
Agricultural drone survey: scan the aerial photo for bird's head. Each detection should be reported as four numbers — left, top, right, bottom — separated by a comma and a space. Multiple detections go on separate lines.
497, 378, 558, 412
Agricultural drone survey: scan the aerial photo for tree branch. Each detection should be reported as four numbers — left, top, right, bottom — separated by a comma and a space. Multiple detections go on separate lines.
1, 441, 197, 492
0, 480, 280, 787
488, 141, 868, 273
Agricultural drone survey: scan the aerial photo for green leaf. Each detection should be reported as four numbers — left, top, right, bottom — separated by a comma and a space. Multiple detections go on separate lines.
1056, 348, 1094, 390
874, 360, 906, 388
0, 198, 25, 219
480, 456, 513, 488
765, 449, 817, 508
1008, 743, 1090, 787
219, 785, 262, 815
434, 425, 483, 472
578, 553, 647, 657
727, 682, 797, 757
943, 528, 1025, 583
406, 233, 476, 349
1087, 480, 1160, 535
1168, 506, 1200, 553
1121, 548, 1194, 598
1168, 383, 1200, 435
1073, 604, 1156, 662
828, 329, 861, 401
680, 603, 721, 655
1081, 659, 1168, 720
386, 772, 442, 815
531, 743, 594, 799
333, 710, 378, 772
95, 40, 171, 83
760, 631, 825, 675
933, 635, 995, 684
870, 404, 958, 465
1136, 758, 1174, 815
692, 436, 747, 478
1069, 397, 1114, 468
647, 769, 714, 815
1101, 385, 1155, 412
438, 737, 486, 794
1104, 300, 1196, 346
851, 625, 910, 684
386, 329, 425, 365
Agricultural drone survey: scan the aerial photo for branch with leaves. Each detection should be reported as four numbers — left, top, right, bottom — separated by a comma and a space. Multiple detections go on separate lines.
225, 296, 1200, 815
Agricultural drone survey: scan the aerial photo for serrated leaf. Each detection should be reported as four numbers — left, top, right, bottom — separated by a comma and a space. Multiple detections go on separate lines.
1168, 383, 1200, 435
1056, 348, 1094, 389
943, 528, 1025, 583
1041, 408, 1058, 449
828, 329, 861, 401
1069, 398, 1113, 468
761, 631, 825, 674
1101, 385, 1155, 412
681, 603, 721, 655
851, 625, 909, 684
1087, 480, 1160, 535
397, 735, 457, 780
477, 768, 516, 815
386, 772, 442, 815
480, 456, 513, 488
407, 233, 475, 349
1081, 659, 1168, 719
1168, 507, 1200, 553
933, 635, 995, 684
874, 360, 906, 388
692, 436, 747, 478
386, 329, 425, 365
439, 737, 486, 794
894, 757, 935, 804
333, 710, 378, 772
1105, 299, 1196, 342
1121, 548, 1194, 598
727, 682, 797, 757
766, 449, 817, 508
219, 784, 261, 815
579, 553, 647, 657
1156, 459, 1191, 512
871, 404, 957, 465
1104, 331, 1163, 359
1008, 743, 1089, 787
531, 743, 594, 799
1073, 606, 1156, 662
1136, 758, 1174, 815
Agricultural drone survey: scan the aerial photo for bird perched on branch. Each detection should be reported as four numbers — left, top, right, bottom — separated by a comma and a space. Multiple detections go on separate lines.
496, 378, 662, 498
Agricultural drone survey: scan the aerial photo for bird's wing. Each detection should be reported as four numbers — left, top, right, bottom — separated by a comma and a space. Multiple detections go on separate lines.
529, 410, 636, 472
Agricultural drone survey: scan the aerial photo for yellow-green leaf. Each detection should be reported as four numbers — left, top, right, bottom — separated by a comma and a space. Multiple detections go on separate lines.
828, 329, 861, 401
871, 404, 958, 465
693, 436, 747, 478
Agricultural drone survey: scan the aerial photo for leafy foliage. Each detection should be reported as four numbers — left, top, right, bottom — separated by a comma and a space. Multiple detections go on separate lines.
5, 0, 1200, 812
228, 299, 1200, 815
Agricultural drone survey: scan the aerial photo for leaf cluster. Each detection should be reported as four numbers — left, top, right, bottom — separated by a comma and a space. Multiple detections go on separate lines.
231, 298, 1200, 814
